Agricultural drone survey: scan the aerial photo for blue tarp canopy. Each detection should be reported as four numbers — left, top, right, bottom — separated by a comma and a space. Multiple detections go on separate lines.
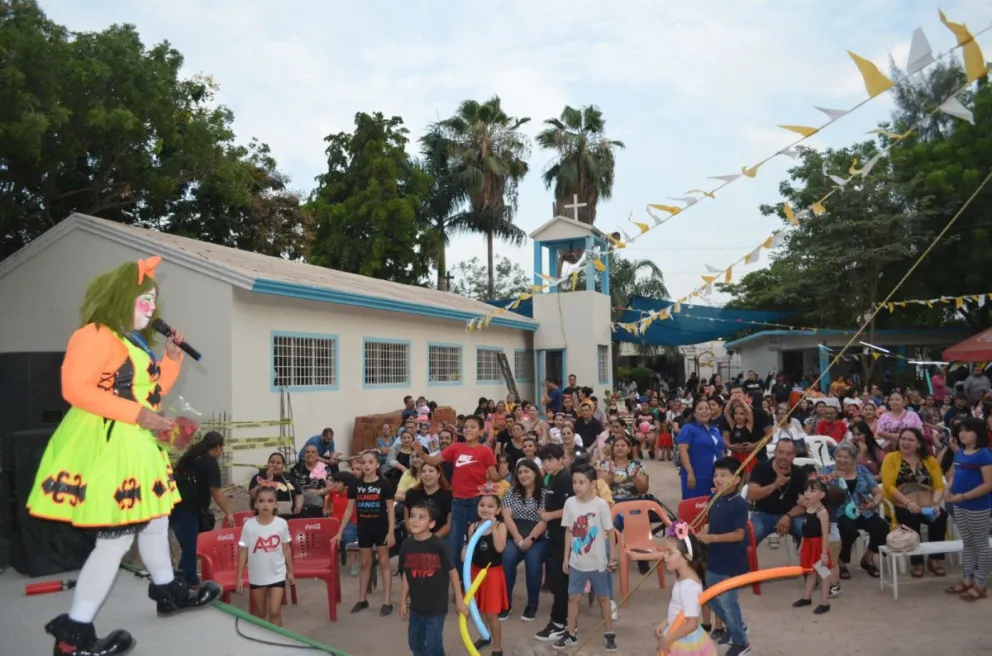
613, 296, 791, 346
488, 295, 791, 347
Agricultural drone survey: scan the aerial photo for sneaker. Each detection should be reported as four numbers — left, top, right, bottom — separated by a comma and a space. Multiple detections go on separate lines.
726, 645, 752, 656
829, 583, 842, 598
610, 600, 619, 621
498, 607, 511, 622
769, 535, 780, 549
350, 600, 369, 613
813, 604, 831, 615
710, 628, 728, 645
535, 621, 566, 642
792, 598, 812, 607
349, 562, 359, 577
552, 631, 578, 650
521, 606, 537, 622
604, 632, 618, 652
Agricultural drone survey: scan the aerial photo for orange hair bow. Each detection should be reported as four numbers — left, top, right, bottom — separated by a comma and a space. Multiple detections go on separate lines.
137, 256, 162, 284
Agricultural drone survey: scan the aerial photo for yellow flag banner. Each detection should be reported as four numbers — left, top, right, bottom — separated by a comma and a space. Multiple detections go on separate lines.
877, 293, 991, 312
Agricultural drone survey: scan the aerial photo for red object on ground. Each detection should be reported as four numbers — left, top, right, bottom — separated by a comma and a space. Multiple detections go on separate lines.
25, 580, 76, 595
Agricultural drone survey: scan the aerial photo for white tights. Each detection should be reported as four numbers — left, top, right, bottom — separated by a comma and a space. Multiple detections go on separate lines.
68, 516, 175, 624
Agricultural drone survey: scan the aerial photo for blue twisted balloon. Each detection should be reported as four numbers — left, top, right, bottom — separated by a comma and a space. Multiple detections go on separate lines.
462, 519, 492, 641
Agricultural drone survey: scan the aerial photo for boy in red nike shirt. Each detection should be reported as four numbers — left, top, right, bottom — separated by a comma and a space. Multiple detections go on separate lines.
417, 415, 499, 574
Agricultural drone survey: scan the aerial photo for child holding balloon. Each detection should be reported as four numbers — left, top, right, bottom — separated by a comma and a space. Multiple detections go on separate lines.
656, 523, 717, 655
466, 486, 509, 656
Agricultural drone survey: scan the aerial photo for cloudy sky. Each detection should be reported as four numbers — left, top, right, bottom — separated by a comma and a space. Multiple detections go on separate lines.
41, 0, 989, 302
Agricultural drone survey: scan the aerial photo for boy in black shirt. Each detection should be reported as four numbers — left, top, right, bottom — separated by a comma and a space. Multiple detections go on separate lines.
534, 443, 574, 643
399, 503, 469, 656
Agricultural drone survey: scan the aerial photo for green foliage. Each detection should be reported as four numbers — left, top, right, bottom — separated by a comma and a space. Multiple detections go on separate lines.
449, 256, 530, 301
617, 366, 654, 391
309, 112, 433, 284
609, 256, 668, 323
537, 105, 624, 225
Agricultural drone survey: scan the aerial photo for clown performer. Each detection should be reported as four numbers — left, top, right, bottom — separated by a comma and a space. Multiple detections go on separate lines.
25, 256, 220, 656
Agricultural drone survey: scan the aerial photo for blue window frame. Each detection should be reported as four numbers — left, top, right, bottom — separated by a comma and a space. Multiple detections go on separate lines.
514, 348, 534, 382
476, 347, 503, 383
428, 342, 463, 386
270, 331, 339, 392
363, 338, 412, 389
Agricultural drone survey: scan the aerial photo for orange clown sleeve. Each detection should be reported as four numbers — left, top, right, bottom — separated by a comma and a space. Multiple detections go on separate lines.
158, 351, 183, 396
61, 324, 144, 424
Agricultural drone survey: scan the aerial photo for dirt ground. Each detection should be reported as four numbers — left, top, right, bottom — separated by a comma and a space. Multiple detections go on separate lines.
214, 459, 988, 656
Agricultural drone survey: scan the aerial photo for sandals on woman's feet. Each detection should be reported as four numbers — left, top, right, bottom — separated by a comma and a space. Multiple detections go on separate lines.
859, 559, 880, 578
928, 561, 947, 577
839, 565, 851, 580
960, 586, 987, 602
910, 565, 924, 578
946, 581, 972, 595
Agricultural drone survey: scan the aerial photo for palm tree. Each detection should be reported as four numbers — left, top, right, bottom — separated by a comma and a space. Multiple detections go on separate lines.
609, 256, 669, 367
536, 105, 625, 225
419, 125, 470, 290
439, 96, 531, 299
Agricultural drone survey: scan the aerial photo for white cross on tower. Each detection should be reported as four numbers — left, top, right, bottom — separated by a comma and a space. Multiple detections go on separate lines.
563, 194, 587, 222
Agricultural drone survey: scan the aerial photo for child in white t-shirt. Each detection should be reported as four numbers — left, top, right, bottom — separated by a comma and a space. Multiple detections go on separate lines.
236, 487, 295, 626
656, 522, 717, 655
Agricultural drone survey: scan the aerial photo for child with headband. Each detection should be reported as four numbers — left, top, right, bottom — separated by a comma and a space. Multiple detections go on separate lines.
656, 522, 717, 655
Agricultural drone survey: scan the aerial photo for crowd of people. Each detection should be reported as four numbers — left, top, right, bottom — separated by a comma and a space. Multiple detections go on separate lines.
177, 367, 992, 656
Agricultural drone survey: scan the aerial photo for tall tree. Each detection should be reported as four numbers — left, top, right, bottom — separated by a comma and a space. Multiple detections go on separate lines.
449, 255, 530, 301
309, 112, 433, 284
440, 96, 530, 299
0, 1, 239, 259
419, 125, 473, 290
165, 140, 314, 261
537, 105, 625, 225
609, 256, 668, 367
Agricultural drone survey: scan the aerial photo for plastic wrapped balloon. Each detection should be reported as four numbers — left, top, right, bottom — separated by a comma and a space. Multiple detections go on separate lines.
639, 421, 652, 433
156, 395, 201, 451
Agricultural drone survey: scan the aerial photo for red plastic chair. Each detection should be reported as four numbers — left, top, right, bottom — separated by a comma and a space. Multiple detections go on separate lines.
195, 527, 247, 603
746, 520, 761, 595
612, 500, 672, 608
287, 517, 341, 621
224, 510, 254, 528
677, 497, 710, 527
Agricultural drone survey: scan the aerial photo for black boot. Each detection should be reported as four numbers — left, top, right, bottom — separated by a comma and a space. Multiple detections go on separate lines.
148, 572, 221, 617
44, 614, 135, 656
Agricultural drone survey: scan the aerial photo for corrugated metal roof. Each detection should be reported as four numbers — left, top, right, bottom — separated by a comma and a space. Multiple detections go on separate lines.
76, 214, 536, 325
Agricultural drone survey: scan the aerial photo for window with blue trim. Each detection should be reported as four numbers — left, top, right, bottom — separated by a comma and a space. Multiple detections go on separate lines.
476, 349, 502, 382
273, 334, 337, 388
364, 340, 409, 386
514, 349, 534, 382
428, 345, 462, 383
597, 345, 610, 384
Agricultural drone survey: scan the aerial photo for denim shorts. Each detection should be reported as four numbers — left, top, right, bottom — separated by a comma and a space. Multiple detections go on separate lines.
567, 568, 610, 596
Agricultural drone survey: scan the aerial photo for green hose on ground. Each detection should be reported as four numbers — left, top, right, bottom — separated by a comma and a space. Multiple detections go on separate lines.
118, 563, 353, 655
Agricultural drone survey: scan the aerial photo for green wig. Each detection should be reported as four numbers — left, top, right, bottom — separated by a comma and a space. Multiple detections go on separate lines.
79, 260, 162, 345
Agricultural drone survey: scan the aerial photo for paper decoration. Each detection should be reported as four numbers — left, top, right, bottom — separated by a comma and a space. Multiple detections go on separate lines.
745, 247, 762, 264
867, 128, 913, 140
779, 124, 819, 137
670, 196, 699, 207
593, 258, 606, 272
847, 51, 894, 97
724, 268, 733, 283
815, 106, 848, 121
907, 27, 935, 74
708, 174, 742, 184
939, 96, 975, 125
779, 147, 800, 159
741, 164, 761, 178
859, 151, 888, 178
704, 264, 722, 274
876, 292, 992, 313
783, 203, 799, 225
771, 231, 787, 248
938, 10, 987, 84
685, 189, 716, 199
812, 200, 826, 215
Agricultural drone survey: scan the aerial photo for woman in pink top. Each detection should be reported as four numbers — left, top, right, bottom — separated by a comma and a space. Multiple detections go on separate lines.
875, 392, 923, 452
930, 369, 947, 404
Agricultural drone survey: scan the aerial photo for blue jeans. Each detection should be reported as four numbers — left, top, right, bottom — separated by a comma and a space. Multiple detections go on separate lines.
750, 511, 803, 548
502, 536, 549, 608
447, 497, 480, 575
705, 571, 747, 646
408, 612, 445, 656
170, 509, 200, 585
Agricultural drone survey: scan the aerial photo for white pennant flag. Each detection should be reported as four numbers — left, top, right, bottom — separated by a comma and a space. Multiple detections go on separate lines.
979, 295, 988, 308
669, 196, 698, 207
859, 150, 889, 178
771, 231, 787, 248
939, 95, 975, 125
744, 246, 762, 265
701, 284, 713, 298
708, 174, 741, 184
906, 28, 935, 75
704, 264, 722, 274
779, 147, 800, 159
822, 162, 850, 187
815, 106, 848, 121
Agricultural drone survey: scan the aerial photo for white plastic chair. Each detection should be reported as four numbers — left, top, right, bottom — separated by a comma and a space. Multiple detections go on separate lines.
804, 436, 837, 468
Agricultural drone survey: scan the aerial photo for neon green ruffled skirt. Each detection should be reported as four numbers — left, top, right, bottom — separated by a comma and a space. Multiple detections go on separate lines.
26, 407, 181, 528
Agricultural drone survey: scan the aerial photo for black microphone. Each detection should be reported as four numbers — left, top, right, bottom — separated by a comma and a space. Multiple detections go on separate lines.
151, 318, 202, 362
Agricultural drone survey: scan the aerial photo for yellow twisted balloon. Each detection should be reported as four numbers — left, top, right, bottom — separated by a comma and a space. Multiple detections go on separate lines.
458, 566, 489, 656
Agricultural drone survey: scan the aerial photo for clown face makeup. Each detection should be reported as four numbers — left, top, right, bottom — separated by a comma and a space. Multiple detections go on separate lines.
133, 289, 157, 331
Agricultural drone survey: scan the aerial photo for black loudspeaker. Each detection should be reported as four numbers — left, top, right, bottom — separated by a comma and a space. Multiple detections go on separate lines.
2, 428, 95, 577
0, 352, 68, 540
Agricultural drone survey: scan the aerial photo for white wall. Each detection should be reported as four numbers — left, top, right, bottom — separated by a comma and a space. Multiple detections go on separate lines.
531, 290, 613, 389
0, 228, 234, 420
230, 289, 534, 472
735, 343, 781, 379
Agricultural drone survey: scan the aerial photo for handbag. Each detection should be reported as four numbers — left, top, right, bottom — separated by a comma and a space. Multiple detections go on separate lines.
885, 524, 920, 553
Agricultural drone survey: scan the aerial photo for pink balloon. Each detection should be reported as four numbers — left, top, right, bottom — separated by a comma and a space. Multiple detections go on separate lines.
639, 421, 651, 433
417, 415, 429, 424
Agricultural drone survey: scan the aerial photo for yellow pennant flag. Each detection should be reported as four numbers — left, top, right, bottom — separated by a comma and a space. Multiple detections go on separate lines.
673, 302, 682, 314
649, 204, 682, 215
955, 297, 965, 309
466, 319, 476, 332
848, 51, 894, 97
593, 258, 606, 272
724, 268, 733, 283
570, 270, 579, 290
872, 352, 881, 360
939, 10, 987, 83
701, 275, 718, 285
779, 124, 819, 138
867, 128, 913, 140
887, 302, 895, 312
812, 200, 826, 216
784, 202, 799, 225
495, 307, 505, 314
762, 236, 774, 249
926, 301, 933, 308
741, 163, 761, 178
685, 189, 716, 199
509, 299, 521, 310
848, 158, 861, 175
632, 221, 650, 234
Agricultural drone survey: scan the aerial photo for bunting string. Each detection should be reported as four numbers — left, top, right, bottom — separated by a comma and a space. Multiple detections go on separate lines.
877, 292, 992, 313
467, 10, 991, 333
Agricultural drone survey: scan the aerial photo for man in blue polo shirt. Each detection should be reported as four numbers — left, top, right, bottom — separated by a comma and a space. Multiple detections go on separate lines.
696, 457, 751, 656
544, 378, 564, 414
